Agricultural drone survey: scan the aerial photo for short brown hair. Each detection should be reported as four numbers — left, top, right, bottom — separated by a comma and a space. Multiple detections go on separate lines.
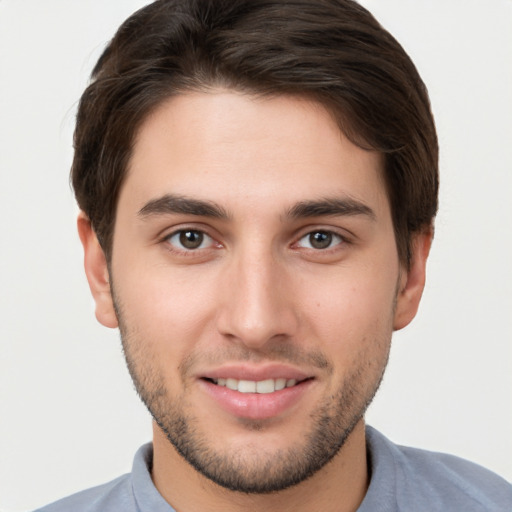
72, 0, 438, 265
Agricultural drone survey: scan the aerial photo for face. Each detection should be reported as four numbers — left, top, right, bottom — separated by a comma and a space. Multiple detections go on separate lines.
81, 91, 428, 493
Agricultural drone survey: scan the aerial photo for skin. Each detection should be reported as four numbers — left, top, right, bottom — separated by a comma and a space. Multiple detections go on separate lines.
79, 90, 431, 512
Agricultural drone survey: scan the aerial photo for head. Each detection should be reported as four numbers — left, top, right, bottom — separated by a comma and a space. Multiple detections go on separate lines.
72, 0, 438, 268
75, 0, 438, 497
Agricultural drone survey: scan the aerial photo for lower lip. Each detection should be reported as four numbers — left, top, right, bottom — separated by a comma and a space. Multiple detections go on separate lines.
199, 379, 314, 420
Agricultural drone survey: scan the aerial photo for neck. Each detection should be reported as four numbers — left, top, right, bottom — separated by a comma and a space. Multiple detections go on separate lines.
151, 420, 369, 512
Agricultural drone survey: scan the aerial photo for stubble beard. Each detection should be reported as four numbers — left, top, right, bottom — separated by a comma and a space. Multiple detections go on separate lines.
145, 368, 385, 494
114, 298, 392, 494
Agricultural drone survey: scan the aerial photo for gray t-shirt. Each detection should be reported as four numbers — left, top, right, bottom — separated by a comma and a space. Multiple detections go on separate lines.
35, 426, 512, 511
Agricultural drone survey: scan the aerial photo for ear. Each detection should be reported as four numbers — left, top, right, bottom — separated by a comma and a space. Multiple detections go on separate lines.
77, 212, 118, 328
393, 228, 433, 331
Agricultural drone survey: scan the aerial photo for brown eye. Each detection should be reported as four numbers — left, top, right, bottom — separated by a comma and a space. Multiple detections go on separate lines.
297, 230, 343, 250
179, 230, 203, 249
167, 229, 212, 250
309, 231, 332, 249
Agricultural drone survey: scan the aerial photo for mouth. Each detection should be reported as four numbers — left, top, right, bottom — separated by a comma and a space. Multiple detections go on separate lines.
203, 376, 312, 394
198, 365, 316, 420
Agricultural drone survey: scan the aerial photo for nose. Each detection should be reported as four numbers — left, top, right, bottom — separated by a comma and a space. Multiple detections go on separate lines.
216, 247, 299, 350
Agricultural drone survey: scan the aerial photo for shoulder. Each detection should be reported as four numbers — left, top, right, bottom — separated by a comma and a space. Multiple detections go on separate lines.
395, 443, 512, 510
33, 473, 135, 512
365, 426, 512, 511
32, 443, 175, 512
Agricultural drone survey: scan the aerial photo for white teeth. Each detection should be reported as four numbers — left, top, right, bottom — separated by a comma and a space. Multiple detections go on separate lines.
238, 380, 256, 393
226, 378, 238, 391
275, 378, 286, 391
212, 377, 299, 393
256, 379, 275, 394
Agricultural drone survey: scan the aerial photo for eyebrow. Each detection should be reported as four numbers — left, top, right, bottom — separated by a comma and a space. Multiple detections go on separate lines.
138, 194, 375, 222
138, 194, 230, 219
286, 197, 376, 221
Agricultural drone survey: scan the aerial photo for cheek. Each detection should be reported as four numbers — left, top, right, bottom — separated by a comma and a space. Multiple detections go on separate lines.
299, 267, 398, 349
115, 276, 210, 394
116, 263, 220, 347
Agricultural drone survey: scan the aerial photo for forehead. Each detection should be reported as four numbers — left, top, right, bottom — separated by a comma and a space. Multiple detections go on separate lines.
120, 90, 388, 219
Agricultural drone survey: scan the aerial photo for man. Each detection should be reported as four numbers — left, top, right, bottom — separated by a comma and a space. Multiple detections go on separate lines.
35, 0, 512, 511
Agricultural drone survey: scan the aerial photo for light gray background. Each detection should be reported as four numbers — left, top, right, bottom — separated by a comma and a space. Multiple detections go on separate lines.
1, 1, 511, 511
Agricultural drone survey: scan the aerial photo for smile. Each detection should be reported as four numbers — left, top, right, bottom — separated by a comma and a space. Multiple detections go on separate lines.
201, 375, 314, 420
209, 377, 299, 394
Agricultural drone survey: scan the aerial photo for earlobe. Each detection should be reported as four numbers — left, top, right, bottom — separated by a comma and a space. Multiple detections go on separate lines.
77, 212, 119, 328
393, 228, 433, 331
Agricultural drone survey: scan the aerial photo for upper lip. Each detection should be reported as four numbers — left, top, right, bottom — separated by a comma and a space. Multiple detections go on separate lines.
199, 364, 313, 382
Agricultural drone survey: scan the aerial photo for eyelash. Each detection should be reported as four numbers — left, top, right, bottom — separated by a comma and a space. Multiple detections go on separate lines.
294, 230, 347, 251
162, 227, 349, 255
163, 229, 219, 254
